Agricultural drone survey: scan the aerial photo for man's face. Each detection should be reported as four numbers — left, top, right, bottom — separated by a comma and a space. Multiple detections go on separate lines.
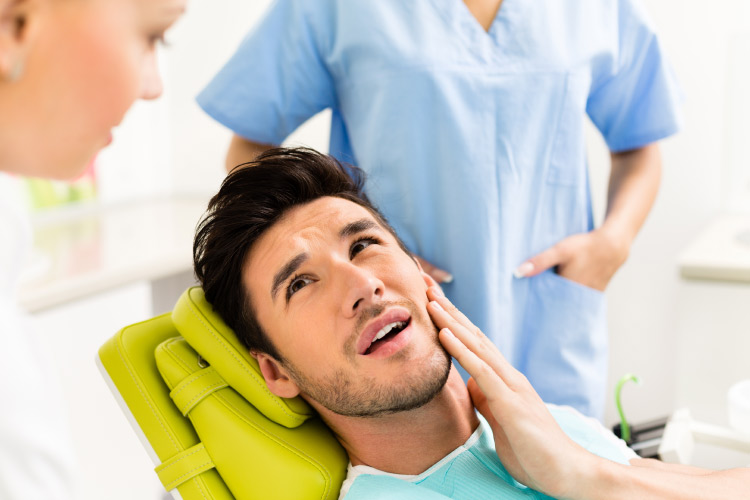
245, 197, 451, 417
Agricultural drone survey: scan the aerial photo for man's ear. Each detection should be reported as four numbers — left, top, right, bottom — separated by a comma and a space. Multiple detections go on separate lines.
0, 0, 31, 81
253, 352, 301, 399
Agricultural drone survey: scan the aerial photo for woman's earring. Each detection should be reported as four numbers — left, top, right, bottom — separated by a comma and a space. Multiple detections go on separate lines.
7, 57, 24, 82
1, 55, 24, 82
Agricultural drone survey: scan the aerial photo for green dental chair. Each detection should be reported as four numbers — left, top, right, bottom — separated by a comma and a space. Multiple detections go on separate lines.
97, 287, 348, 499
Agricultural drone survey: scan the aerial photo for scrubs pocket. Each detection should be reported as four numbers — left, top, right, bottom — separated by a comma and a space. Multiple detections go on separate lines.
519, 270, 607, 418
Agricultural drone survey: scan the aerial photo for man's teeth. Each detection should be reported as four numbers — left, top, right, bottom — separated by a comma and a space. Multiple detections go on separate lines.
373, 321, 406, 342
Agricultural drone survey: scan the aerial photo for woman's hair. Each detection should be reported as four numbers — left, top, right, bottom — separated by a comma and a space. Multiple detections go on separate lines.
193, 147, 409, 360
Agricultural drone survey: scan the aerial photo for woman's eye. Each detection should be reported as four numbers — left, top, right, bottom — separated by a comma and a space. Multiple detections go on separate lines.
287, 276, 313, 299
148, 33, 169, 49
350, 237, 378, 258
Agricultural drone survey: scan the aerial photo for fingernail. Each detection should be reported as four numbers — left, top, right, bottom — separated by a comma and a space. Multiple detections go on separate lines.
430, 285, 445, 298
440, 272, 454, 284
430, 300, 444, 312
513, 262, 534, 278
442, 328, 454, 337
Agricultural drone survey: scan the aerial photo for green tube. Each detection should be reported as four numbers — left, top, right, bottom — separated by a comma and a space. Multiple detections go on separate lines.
615, 373, 641, 443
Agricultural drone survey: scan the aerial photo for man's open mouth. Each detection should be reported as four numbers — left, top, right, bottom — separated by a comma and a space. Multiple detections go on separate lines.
364, 318, 411, 355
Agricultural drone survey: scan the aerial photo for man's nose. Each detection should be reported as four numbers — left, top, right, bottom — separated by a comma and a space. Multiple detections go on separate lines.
339, 262, 384, 318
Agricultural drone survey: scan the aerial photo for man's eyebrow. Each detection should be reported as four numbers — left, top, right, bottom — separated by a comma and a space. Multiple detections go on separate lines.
271, 252, 309, 301
339, 218, 380, 239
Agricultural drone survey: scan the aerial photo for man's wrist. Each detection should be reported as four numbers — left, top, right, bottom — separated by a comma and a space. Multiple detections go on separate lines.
565, 456, 629, 500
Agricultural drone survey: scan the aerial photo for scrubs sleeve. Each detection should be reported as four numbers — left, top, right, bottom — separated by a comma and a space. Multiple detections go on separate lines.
197, 0, 336, 145
586, 0, 683, 153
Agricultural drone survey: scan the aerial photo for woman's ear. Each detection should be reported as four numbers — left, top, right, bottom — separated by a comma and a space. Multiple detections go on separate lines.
253, 352, 301, 399
0, 0, 31, 82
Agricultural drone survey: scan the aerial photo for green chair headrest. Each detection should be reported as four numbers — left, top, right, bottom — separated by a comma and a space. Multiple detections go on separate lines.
171, 287, 313, 428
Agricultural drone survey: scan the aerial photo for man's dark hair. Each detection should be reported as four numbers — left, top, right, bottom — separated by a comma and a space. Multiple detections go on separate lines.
193, 147, 410, 360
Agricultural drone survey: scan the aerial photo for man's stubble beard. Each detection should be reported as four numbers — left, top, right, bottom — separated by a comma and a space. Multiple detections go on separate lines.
283, 300, 452, 418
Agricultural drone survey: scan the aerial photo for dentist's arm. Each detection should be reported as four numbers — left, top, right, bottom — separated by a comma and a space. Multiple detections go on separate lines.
426, 287, 750, 500
225, 134, 275, 172
516, 143, 662, 291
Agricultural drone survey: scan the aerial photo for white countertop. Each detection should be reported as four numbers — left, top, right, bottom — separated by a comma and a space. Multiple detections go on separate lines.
19, 196, 209, 313
679, 213, 750, 283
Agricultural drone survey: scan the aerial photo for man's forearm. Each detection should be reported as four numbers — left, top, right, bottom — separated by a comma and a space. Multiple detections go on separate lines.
575, 458, 750, 500
225, 134, 275, 172
600, 143, 662, 252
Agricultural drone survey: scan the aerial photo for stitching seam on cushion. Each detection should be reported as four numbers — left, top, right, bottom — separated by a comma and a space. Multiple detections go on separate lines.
191, 477, 209, 500
116, 331, 180, 453
171, 369, 216, 398
184, 298, 301, 421
158, 444, 207, 473
215, 392, 332, 500
165, 460, 214, 490
152, 339, 212, 500
180, 381, 227, 414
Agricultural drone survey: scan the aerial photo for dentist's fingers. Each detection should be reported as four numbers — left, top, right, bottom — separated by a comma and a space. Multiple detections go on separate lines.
416, 256, 454, 284
514, 240, 569, 278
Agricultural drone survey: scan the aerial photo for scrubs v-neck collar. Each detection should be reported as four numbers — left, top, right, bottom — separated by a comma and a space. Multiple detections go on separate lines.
430, 0, 527, 65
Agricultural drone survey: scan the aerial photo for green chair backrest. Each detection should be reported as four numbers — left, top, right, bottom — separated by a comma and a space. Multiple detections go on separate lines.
98, 287, 348, 499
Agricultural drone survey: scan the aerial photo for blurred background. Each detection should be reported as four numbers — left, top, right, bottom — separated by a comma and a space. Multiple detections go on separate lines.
11, 1, 750, 497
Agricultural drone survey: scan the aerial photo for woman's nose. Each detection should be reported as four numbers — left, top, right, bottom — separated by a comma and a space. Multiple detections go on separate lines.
139, 52, 163, 101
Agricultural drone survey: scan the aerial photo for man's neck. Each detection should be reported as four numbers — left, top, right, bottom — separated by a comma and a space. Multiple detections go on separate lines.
321, 367, 479, 475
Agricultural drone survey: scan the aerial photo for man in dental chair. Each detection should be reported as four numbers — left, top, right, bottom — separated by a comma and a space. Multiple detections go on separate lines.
193, 147, 749, 499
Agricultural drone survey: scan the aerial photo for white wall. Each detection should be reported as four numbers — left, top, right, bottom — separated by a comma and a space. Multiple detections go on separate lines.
161, 0, 330, 197
595, 1, 750, 428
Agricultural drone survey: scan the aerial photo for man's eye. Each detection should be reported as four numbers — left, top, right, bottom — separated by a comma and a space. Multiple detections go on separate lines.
350, 237, 379, 258
287, 276, 313, 299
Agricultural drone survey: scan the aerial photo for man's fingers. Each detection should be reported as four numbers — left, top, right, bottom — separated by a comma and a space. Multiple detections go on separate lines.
427, 289, 529, 390
467, 378, 491, 417
438, 328, 509, 400
427, 288, 489, 342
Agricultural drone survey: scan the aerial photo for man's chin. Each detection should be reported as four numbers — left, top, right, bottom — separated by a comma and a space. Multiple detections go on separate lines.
305, 346, 452, 419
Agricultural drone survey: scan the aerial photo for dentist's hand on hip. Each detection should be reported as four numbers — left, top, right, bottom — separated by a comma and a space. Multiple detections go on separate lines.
513, 227, 629, 291
512, 145, 664, 292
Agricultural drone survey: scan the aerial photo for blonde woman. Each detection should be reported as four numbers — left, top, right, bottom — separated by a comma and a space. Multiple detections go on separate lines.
0, 0, 185, 497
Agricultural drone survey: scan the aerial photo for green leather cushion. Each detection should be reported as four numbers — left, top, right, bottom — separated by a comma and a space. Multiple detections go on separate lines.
155, 336, 347, 500
97, 314, 233, 499
172, 287, 313, 428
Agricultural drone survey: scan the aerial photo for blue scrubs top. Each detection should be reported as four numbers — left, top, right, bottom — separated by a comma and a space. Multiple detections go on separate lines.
198, 0, 682, 418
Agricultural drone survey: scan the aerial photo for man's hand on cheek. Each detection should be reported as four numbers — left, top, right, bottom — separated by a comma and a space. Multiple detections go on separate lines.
425, 287, 600, 499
